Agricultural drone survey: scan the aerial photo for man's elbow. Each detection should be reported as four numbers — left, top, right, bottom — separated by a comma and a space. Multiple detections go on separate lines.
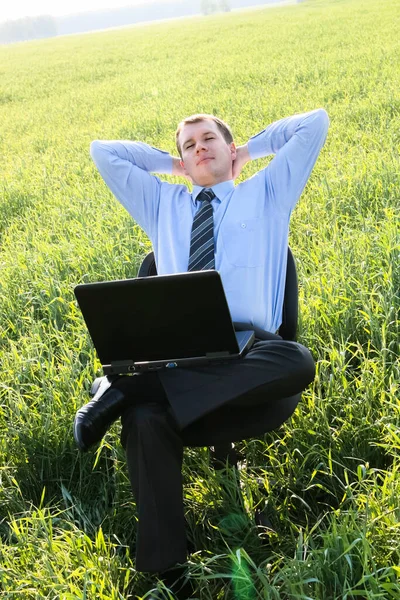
90, 140, 114, 169
315, 108, 330, 134
90, 140, 102, 161
304, 109, 330, 147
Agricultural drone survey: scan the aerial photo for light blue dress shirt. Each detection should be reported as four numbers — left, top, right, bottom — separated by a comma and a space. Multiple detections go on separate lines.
90, 109, 329, 333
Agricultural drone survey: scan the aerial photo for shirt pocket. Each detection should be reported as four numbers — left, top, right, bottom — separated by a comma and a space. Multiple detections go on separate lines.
221, 217, 267, 268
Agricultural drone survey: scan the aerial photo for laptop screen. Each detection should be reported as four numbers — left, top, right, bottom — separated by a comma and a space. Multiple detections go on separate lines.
75, 271, 239, 364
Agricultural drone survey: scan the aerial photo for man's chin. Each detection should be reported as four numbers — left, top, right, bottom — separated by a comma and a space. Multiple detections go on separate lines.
191, 173, 215, 187
192, 171, 231, 188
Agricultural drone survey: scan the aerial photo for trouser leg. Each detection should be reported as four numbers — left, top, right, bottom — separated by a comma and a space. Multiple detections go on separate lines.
179, 340, 315, 446
159, 339, 316, 430
229, 339, 315, 406
121, 400, 187, 573
117, 339, 315, 571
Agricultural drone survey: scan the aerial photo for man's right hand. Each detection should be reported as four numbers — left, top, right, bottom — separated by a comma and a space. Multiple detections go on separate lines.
232, 145, 250, 180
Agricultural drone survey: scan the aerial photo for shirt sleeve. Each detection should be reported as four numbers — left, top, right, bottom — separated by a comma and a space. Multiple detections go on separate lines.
90, 140, 174, 239
247, 109, 330, 213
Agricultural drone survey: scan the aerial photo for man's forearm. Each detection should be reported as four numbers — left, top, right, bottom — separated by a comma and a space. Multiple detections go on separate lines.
248, 109, 329, 212
247, 109, 329, 160
90, 140, 174, 176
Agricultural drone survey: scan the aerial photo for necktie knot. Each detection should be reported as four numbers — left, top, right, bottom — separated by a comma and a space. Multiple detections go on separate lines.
197, 188, 215, 204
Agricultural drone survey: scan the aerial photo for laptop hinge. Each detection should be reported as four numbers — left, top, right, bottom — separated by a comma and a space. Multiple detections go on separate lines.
205, 351, 231, 358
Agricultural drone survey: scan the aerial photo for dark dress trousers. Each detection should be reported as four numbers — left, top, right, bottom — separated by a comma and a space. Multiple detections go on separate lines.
117, 325, 315, 573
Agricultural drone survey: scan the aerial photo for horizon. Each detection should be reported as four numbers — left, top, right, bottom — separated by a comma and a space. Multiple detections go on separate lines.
0, 0, 183, 25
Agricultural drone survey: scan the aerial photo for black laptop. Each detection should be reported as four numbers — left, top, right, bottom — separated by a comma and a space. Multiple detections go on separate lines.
74, 270, 255, 375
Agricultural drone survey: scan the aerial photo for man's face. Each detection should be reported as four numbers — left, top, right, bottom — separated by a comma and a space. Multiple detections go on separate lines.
179, 119, 236, 187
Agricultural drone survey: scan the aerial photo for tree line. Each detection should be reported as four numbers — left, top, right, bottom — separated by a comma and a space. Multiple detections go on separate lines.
0, 16, 57, 44
201, 0, 231, 14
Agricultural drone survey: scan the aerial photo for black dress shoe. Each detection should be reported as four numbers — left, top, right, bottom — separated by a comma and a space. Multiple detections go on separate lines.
73, 376, 126, 452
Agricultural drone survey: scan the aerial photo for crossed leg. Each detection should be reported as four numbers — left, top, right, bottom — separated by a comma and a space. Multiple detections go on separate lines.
120, 338, 315, 572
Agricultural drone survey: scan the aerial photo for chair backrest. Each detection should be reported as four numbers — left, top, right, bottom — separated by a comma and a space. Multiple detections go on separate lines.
279, 248, 298, 341
137, 248, 298, 341
138, 252, 157, 278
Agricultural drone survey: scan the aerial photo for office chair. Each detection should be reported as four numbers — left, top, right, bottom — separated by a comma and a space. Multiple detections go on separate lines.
137, 249, 299, 462
137, 249, 302, 533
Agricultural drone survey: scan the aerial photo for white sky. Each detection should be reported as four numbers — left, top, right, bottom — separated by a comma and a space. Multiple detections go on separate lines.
0, 0, 174, 23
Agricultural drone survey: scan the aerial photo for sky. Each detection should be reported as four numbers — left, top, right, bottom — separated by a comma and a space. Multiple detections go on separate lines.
0, 0, 175, 24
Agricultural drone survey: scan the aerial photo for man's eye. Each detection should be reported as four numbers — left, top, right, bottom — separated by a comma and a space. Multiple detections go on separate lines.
205, 137, 214, 141
186, 144, 194, 149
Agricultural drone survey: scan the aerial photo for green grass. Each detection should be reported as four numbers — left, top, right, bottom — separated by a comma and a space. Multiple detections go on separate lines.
0, 0, 399, 597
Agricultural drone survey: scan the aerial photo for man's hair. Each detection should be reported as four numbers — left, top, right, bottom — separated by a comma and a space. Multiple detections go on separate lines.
175, 114, 233, 157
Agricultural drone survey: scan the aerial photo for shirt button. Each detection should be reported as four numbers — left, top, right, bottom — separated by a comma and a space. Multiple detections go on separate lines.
241, 223, 246, 228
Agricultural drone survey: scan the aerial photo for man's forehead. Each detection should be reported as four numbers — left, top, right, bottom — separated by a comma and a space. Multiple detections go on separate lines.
180, 119, 220, 143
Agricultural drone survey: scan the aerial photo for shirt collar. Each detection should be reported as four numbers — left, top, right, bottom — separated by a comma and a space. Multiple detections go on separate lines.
192, 180, 235, 205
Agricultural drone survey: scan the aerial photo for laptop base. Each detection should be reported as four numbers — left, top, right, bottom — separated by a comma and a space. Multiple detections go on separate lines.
103, 330, 255, 375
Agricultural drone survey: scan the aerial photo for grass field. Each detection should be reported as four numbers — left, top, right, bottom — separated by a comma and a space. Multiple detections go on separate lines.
0, 0, 399, 597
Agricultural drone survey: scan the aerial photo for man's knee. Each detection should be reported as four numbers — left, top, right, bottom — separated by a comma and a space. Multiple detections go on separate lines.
246, 339, 315, 387
278, 341, 315, 388
294, 343, 315, 385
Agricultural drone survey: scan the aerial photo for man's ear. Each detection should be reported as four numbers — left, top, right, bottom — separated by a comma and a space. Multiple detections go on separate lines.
180, 159, 188, 176
230, 142, 237, 161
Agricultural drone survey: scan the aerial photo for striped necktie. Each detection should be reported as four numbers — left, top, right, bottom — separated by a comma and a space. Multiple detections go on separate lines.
188, 188, 216, 271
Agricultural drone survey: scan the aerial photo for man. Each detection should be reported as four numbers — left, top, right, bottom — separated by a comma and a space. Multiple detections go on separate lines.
74, 109, 329, 587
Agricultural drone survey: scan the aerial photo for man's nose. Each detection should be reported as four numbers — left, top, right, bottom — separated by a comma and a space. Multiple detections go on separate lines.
196, 140, 207, 153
